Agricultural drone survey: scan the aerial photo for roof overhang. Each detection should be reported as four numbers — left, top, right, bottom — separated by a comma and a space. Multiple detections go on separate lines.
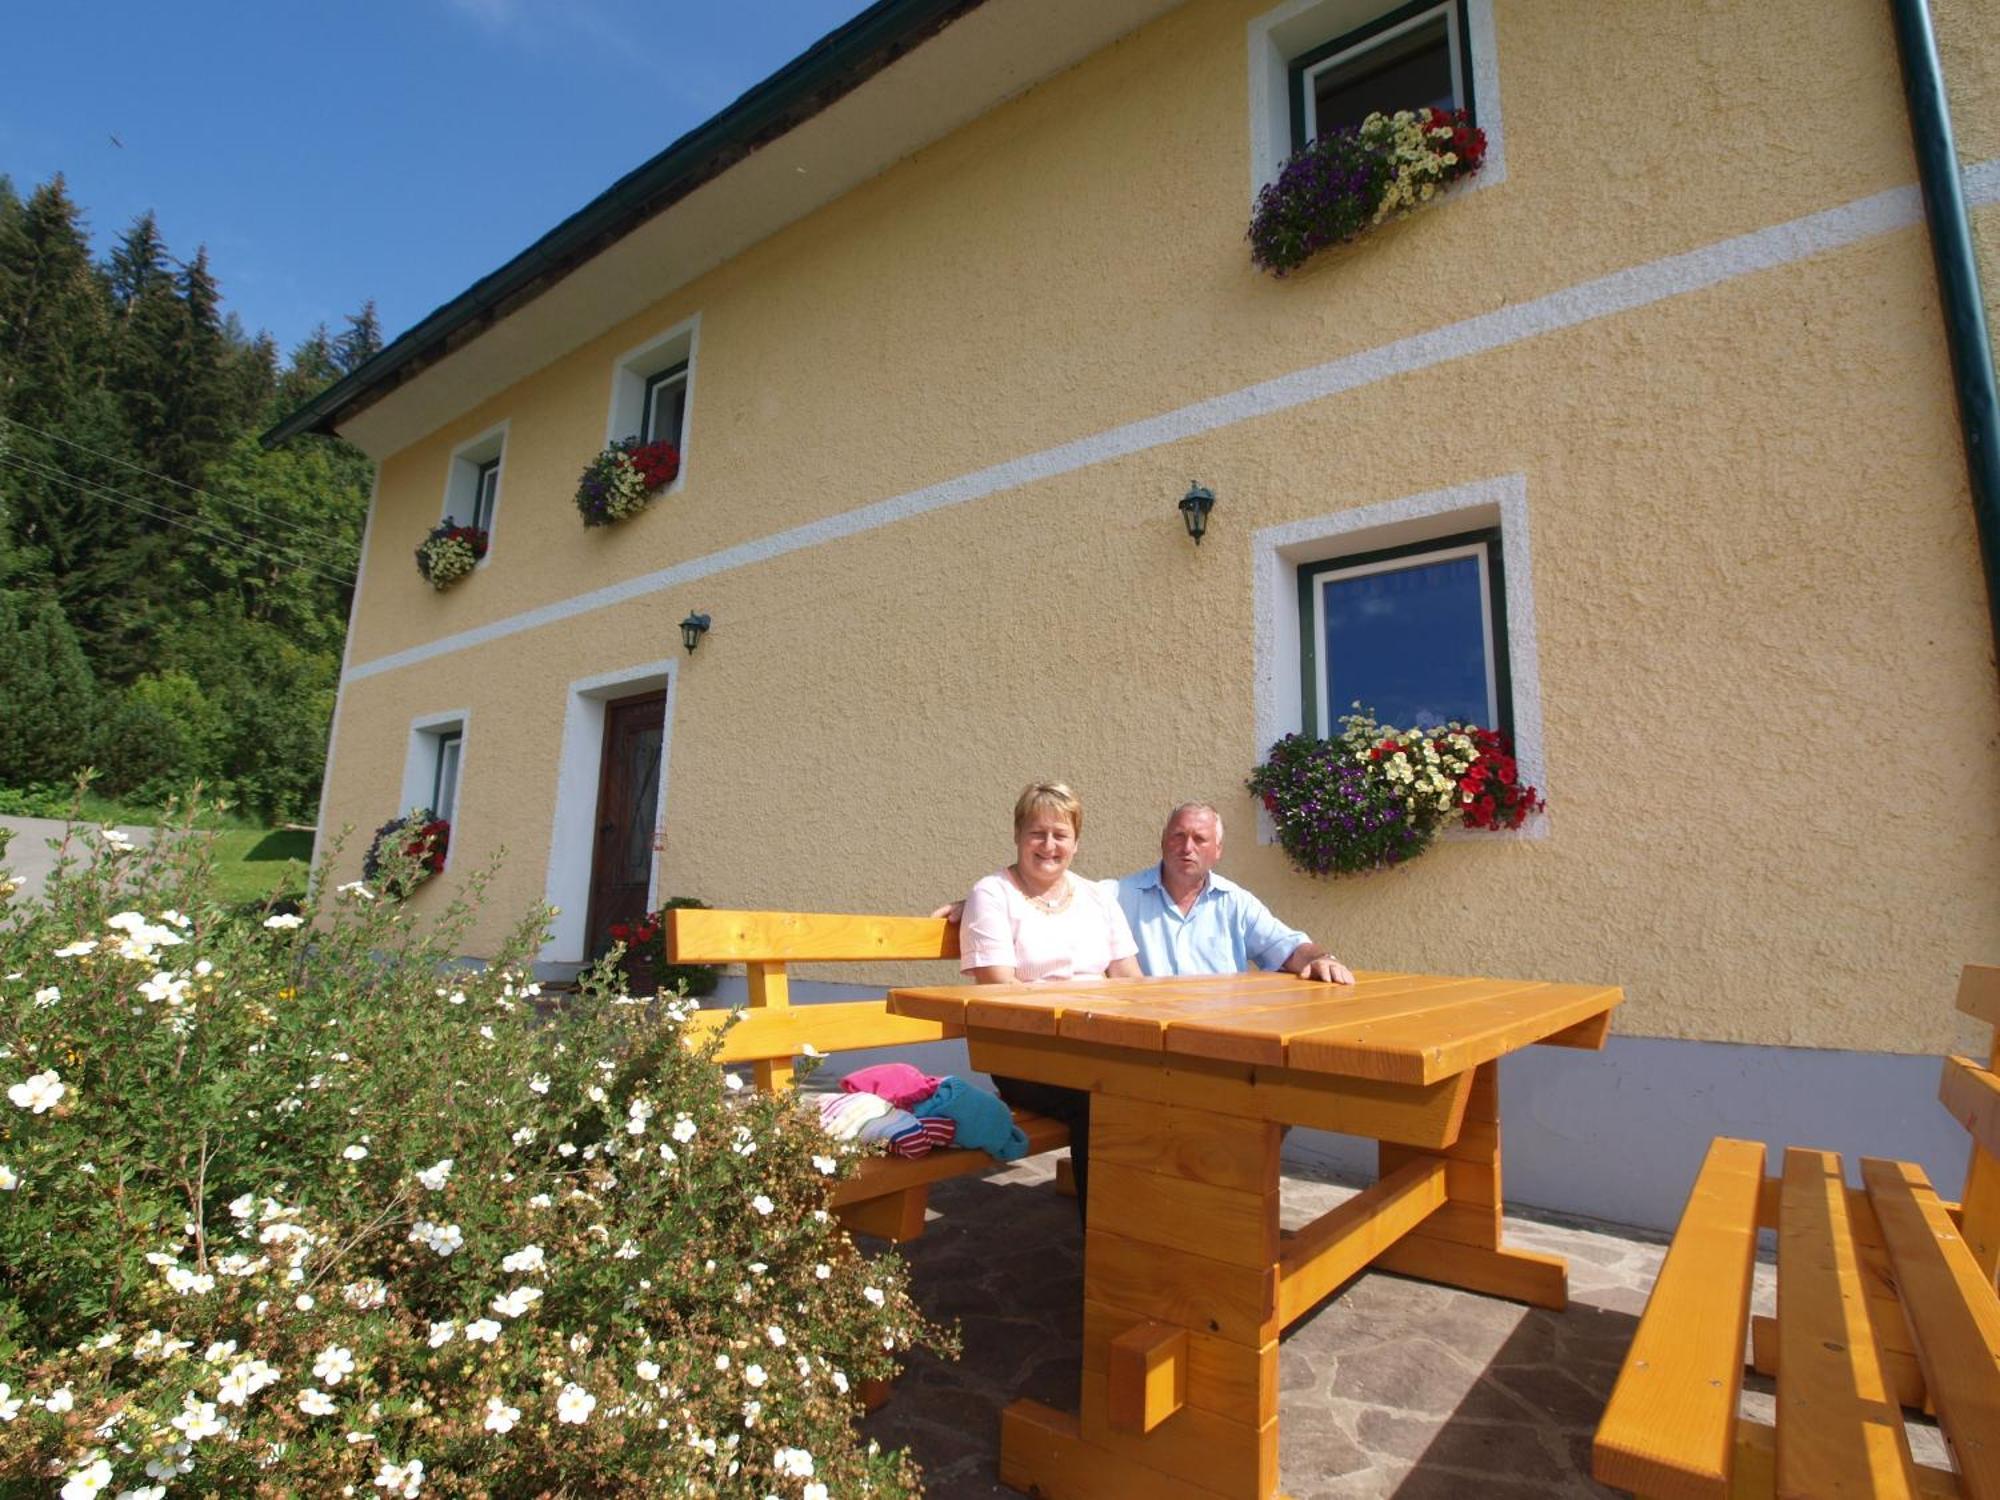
267, 0, 1184, 459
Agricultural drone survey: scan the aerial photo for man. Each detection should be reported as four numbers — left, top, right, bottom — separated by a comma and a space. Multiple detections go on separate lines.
1117, 802, 1353, 984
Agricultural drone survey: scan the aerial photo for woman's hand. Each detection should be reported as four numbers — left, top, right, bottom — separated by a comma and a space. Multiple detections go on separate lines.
1107, 956, 1142, 979
967, 965, 1018, 984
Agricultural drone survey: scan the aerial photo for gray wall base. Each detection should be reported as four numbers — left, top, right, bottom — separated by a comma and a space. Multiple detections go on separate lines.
701, 979, 1967, 1234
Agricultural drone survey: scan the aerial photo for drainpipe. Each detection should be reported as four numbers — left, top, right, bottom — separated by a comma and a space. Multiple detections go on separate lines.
1889, 0, 2000, 674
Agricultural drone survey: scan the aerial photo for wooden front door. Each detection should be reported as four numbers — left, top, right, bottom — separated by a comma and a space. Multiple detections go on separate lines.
585, 690, 667, 960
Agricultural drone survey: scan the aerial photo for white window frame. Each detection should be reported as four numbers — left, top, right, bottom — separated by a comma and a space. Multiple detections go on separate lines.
606, 315, 699, 488
541, 657, 680, 966
1305, 536, 1500, 739
400, 710, 471, 869
1247, 0, 1506, 203
1252, 473, 1546, 839
441, 420, 507, 569
1296, 1, 1464, 150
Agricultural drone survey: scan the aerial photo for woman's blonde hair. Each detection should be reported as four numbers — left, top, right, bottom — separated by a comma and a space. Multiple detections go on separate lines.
1013, 781, 1083, 838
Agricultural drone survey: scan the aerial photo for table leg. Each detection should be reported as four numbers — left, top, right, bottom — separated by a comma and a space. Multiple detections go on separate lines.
998, 1094, 1288, 1500
1370, 1060, 1569, 1309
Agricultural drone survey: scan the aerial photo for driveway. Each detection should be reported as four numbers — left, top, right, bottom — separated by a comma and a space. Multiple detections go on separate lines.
0, 816, 155, 903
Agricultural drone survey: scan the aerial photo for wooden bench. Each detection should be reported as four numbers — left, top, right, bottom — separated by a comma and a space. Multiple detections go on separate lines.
665, 907, 1071, 1242
1593, 964, 2000, 1498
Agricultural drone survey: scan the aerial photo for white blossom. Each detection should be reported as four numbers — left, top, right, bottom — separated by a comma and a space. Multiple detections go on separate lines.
312, 1346, 357, 1386
863, 1285, 886, 1308
482, 1396, 520, 1433
635, 1358, 661, 1383
298, 1388, 337, 1417
32, 985, 59, 1006
0, 1165, 16, 1191
60, 1456, 113, 1500
491, 1287, 542, 1319
743, 1364, 767, 1388
53, 941, 97, 959
8, 1069, 66, 1113
341, 1143, 369, 1161
555, 1384, 596, 1425
373, 1458, 424, 1496
415, 1158, 453, 1191
463, 1319, 502, 1344
772, 1447, 815, 1479
263, 913, 305, 931
499, 1244, 545, 1274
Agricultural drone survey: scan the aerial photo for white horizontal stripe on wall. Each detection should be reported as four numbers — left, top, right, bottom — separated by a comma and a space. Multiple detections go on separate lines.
347, 161, 2000, 684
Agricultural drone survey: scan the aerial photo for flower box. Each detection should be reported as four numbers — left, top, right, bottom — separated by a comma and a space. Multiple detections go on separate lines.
1249, 106, 1486, 276
414, 523, 488, 589
361, 809, 450, 897
1248, 707, 1540, 877
575, 438, 681, 528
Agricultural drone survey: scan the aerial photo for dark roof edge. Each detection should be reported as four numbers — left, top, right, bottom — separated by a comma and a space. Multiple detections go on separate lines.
263, 0, 987, 449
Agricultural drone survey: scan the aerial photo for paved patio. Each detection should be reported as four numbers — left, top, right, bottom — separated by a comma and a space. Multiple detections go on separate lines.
860, 1155, 1954, 1498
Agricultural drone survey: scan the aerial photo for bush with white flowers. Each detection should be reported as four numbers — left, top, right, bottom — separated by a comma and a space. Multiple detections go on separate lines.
0, 815, 944, 1496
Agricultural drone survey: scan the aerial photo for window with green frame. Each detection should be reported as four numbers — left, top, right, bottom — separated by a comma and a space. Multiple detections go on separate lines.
431, 730, 463, 824
1296, 527, 1512, 738
1289, 0, 1474, 152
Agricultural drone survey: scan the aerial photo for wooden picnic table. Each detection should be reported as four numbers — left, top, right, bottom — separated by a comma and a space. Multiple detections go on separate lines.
887, 968, 1623, 1500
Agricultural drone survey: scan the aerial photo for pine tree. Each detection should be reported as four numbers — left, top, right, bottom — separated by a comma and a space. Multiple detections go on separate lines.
335, 299, 382, 374
0, 592, 99, 786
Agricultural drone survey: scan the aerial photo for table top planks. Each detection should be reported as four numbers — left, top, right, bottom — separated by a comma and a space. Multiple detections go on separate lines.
888, 970, 1621, 1084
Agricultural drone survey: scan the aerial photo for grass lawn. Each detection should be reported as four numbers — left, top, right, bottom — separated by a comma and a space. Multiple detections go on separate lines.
206, 827, 314, 906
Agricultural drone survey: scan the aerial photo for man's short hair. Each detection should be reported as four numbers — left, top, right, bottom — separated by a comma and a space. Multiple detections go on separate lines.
1163, 802, 1224, 840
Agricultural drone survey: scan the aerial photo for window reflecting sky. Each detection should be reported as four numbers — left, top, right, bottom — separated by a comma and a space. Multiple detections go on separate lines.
1322, 553, 1491, 728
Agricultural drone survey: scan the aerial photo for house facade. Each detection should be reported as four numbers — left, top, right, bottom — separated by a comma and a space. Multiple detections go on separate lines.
276, 0, 2000, 1230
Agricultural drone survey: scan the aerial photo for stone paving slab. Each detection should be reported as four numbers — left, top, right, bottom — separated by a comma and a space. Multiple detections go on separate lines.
861, 1155, 1946, 1497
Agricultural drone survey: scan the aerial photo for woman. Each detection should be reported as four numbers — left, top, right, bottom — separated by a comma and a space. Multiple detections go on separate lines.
959, 782, 1139, 1213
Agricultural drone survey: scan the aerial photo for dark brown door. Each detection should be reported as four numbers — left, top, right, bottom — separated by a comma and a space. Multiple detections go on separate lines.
585, 690, 666, 959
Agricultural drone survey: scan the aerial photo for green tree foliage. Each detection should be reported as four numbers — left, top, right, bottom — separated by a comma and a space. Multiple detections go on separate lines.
0, 175, 374, 820
0, 591, 98, 786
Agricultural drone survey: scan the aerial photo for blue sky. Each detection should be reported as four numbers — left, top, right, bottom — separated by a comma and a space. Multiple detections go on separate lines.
4, 1, 874, 359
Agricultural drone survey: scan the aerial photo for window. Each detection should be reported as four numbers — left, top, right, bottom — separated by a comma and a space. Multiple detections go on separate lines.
1290, 0, 1472, 151
1296, 528, 1510, 738
470, 459, 500, 534
442, 424, 506, 554
641, 363, 688, 448
608, 318, 698, 469
400, 713, 469, 858
431, 730, 464, 824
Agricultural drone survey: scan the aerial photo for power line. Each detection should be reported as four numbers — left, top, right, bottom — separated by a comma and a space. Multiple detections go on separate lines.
0, 451, 358, 588
0, 449, 358, 587
0, 414, 350, 541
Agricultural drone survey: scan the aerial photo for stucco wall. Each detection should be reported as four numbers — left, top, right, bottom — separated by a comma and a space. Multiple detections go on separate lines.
320, 0, 2000, 1059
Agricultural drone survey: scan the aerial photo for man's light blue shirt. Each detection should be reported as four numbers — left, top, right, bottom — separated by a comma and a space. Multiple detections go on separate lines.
1111, 865, 1310, 977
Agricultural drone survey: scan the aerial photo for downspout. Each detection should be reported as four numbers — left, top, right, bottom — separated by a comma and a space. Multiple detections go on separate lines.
1889, 0, 2000, 675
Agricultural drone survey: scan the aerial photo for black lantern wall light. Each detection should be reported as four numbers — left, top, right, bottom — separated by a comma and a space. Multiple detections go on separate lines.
1179, 483, 1216, 545
679, 612, 712, 653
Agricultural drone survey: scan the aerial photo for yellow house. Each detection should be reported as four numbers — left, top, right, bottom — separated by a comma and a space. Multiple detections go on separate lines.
269, 0, 2000, 1230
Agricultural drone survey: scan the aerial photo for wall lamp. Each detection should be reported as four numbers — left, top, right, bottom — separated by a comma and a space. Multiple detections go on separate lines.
1179, 483, 1216, 545
679, 612, 712, 653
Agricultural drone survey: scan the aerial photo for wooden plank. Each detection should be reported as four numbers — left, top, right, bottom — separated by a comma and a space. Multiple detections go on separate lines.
1000, 1399, 1241, 1500
835, 1185, 928, 1242
1083, 1300, 1277, 1428
683, 1000, 962, 1062
1078, 1371, 1278, 1500
1593, 1137, 1765, 1500
965, 1031, 1472, 1148
1091, 1094, 1283, 1195
1107, 1323, 1187, 1434
1957, 963, 2000, 1029
1089, 1159, 1279, 1271
1966, 1142, 2000, 1289
1861, 1155, 2000, 1497
746, 961, 792, 1093
1538, 1008, 1614, 1051
1277, 1158, 1445, 1327
825, 1110, 1068, 1206
1371, 1237, 1568, 1310
667, 907, 960, 963
1751, 1314, 1928, 1412
1285, 983, 1622, 1084
1084, 1228, 1280, 1348
1942, 1054, 2000, 1165
1158, 978, 1548, 1068
1774, 1147, 1919, 1499
1734, 1423, 1959, 1500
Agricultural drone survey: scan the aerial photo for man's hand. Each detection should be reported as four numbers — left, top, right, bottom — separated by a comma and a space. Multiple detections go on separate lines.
1301, 954, 1354, 985
930, 901, 966, 923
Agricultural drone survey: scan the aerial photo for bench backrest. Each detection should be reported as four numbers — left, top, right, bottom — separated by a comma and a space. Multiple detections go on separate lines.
1945, 963, 2000, 1285
666, 908, 965, 1089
